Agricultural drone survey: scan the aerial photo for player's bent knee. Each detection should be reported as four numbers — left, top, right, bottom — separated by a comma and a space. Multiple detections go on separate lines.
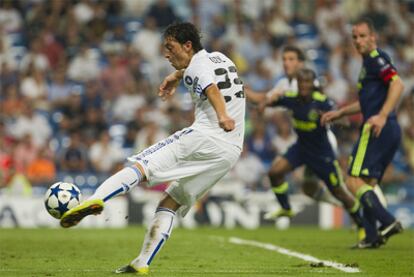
158, 194, 181, 211
268, 171, 285, 185
345, 176, 367, 195
133, 163, 148, 181
330, 187, 346, 199
302, 180, 319, 197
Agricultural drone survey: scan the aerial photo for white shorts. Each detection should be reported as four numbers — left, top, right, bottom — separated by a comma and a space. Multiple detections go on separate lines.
128, 128, 241, 216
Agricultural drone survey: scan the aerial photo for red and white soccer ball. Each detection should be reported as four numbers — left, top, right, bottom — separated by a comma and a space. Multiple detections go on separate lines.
44, 182, 82, 219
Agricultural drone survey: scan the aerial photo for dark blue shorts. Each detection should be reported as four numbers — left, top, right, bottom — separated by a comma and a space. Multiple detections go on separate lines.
283, 142, 344, 191
348, 121, 401, 182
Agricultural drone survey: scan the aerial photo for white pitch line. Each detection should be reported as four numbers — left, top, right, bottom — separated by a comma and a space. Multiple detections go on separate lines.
229, 237, 360, 273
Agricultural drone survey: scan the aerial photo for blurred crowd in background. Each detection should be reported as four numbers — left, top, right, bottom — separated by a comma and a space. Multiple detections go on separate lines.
0, 0, 413, 200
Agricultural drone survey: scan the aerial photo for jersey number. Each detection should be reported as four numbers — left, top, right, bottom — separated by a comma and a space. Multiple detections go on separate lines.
214, 66, 244, 102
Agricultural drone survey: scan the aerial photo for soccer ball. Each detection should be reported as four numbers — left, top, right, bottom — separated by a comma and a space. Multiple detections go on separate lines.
44, 182, 82, 219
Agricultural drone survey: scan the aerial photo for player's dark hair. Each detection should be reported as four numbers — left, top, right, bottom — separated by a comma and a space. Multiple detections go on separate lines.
353, 17, 376, 33
283, 45, 306, 62
163, 22, 203, 52
297, 68, 323, 93
297, 68, 316, 81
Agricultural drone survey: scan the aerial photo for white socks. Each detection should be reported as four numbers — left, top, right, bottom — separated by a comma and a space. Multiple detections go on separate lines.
131, 207, 176, 268
88, 166, 144, 202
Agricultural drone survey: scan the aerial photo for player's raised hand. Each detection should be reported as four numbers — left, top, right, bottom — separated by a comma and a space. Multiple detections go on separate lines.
158, 71, 182, 101
321, 110, 342, 126
367, 114, 386, 137
219, 115, 235, 132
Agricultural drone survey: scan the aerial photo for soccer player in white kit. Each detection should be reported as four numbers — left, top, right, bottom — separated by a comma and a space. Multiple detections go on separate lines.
60, 22, 246, 274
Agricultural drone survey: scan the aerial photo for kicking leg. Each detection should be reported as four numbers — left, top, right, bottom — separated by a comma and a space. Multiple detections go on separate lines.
60, 163, 145, 228
116, 194, 180, 275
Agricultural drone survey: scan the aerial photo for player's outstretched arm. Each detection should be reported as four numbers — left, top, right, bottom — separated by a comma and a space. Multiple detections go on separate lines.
205, 83, 235, 132
245, 86, 267, 104
368, 77, 404, 137
321, 101, 361, 126
159, 69, 185, 101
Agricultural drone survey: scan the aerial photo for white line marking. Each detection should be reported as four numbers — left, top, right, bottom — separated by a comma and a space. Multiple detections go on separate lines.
229, 237, 360, 273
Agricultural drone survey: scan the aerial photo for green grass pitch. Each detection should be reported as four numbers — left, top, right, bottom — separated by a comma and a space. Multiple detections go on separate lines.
0, 226, 413, 276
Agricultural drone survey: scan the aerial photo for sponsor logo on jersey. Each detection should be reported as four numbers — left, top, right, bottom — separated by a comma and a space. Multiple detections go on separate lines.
184, 76, 193, 86
308, 109, 319, 121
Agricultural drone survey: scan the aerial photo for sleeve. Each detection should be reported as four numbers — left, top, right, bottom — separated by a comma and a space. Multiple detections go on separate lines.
188, 66, 215, 97
375, 53, 399, 84
270, 96, 292, 108
266, 78, 286, 98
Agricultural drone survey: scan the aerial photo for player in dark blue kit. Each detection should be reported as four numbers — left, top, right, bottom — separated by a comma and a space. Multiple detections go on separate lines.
263, 68, 366, 232
322, 18, 404, 248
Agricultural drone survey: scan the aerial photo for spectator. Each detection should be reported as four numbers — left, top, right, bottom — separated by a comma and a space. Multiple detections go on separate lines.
245, 58, 275, 92
67, 44, 101, 82
20, 67, 48, 105
61, 92, 84, 131
0, 60, 19, 92
361, 0, 389, 32
0, 121, 14, 187
59, 131, 89, 173
1, 84, 25, 119
134, 120, 168, 152
20, 38, 50, 73
38, 27, 65, 69
0, 37, 16, 74
0, 0, 23, 32
271, 112, 297, 155
323, 71, 350, 105
12, 133, 39, 174
112, 80, 146, 123
315, 0, 346, 49
89, 131, 124, 173
266, 6, 293, 47
131, 16, 161, 62
246, 120, 276, 168
100, 51, 133, 100
145, 0, 179, 28
26, 146, 56, 187
81, 80, 104, 111
73, 0, 95, 25
232, 144, 266, 190
10, 102, 52, 148
47, 67, 74, 109
79, 107, 107, 146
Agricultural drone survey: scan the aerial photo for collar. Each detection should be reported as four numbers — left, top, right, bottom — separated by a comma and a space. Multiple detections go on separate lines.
192, 49, 207, 60
369, 49, 379, 58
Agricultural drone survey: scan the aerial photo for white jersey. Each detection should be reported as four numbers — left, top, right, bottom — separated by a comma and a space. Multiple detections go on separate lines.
183, 49, 245, 149
266, 77, 298, 98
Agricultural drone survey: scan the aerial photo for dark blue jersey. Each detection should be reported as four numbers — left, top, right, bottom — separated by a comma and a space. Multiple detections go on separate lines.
357, 48, 399, 121
271, 91, 335, 155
